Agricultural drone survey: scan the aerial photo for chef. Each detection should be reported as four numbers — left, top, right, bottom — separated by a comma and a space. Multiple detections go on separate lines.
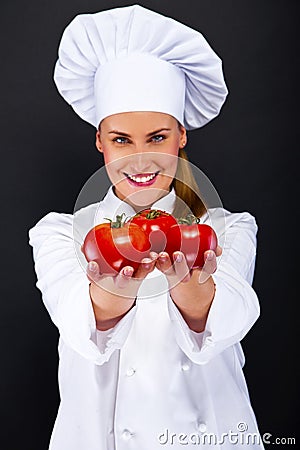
29, 4, 264, 449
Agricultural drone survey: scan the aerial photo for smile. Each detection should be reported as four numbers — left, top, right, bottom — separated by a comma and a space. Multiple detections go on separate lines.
124, 171, 160, 186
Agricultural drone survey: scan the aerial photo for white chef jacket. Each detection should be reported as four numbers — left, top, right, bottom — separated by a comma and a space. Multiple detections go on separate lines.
28, 186, 265, 450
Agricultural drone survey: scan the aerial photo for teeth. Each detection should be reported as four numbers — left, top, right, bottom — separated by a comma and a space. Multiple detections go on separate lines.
128, 172, 157, 183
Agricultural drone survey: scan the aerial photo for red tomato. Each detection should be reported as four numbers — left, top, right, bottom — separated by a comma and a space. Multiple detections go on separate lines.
130, 209, 178, 253
82, 214, 151, 275
165, 217, 218, 269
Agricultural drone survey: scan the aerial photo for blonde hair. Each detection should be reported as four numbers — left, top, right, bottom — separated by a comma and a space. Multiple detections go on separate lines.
172, 148, 207, 219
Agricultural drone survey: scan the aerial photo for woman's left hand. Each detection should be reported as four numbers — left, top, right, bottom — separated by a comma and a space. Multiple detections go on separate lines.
154, 246, 222, 332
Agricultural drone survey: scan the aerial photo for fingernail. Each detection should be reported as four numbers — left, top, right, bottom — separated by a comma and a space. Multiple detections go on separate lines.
175, 253, 182, 263
206, 251, 214, 260
142, 258, 152, 264
88, 261, 97, 272
142, 258, 152, 269
159, 252, 168, 260
123, 267, 133, 276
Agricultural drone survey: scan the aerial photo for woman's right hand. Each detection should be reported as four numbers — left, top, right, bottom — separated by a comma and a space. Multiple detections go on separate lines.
86, 254, 157, 299
85, 254, 158, 330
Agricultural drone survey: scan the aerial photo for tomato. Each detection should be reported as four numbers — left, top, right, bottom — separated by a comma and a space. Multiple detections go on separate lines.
165, 215, 218, 269
130, 209, 178, 253
82, 214, 151, 275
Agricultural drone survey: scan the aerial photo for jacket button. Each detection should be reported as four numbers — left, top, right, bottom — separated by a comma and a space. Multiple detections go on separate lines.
126, 367, 136, 377
198, 422, 207, 433
122, 429, 134, 440
181, 362, 190, 371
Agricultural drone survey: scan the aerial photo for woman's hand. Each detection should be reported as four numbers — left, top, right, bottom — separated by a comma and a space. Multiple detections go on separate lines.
85, 255, 156, 330
155, 246, 222, 332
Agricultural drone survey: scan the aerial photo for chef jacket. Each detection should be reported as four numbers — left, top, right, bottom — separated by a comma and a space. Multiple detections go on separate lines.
28, 185, 265, 449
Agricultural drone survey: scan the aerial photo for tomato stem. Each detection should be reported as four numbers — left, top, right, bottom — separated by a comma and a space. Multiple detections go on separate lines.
145, 210, 164, 219
177, 213, 201, 225
104, 213, 128, 228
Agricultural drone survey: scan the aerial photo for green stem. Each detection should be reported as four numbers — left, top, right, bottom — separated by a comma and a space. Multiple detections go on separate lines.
145, 210, 163, 219
177, 213, 201, 225
104, 213, 128, 228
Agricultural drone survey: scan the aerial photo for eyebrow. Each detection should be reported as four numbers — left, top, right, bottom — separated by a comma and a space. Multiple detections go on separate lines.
108, 128, 171, 137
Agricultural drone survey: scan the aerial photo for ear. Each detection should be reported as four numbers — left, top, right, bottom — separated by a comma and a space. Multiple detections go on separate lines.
95, 130, 103, 153
179, 125, 187, 149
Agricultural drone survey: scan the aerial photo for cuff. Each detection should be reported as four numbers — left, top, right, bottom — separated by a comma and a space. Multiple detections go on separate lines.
56, 271, 137, 365
95, 305, 137, 358
167, 261, 260, 365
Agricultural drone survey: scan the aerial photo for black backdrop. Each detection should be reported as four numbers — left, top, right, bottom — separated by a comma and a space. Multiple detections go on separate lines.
0, 1, 298, 449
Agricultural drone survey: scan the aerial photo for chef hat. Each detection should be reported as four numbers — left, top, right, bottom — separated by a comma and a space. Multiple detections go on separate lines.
53, 4, 228, 130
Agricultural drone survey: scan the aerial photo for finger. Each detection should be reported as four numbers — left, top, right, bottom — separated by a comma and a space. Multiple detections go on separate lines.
134, 257, 156, 279
216, 245, 222, 257
149, 251, 159, 261
156, 252, 175, 277
203, 250, 218, 274
86, 261, 102, 283
87, 263, 111, 288
114, 266, 134, 289
172, 251, 191, 283
198, 250, 217, 284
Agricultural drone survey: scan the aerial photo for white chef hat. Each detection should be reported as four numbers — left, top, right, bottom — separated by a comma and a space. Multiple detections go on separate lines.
53, 4, 228, 130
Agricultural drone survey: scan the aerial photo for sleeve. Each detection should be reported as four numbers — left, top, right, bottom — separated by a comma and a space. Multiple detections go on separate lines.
167, 208, 260, 364
28, 211, 137, 365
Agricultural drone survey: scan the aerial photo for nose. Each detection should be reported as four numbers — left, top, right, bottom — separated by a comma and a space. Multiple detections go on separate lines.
129, 150, 153, 173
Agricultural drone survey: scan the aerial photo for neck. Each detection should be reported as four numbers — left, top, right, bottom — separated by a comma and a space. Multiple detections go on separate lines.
112, 186, 171, 212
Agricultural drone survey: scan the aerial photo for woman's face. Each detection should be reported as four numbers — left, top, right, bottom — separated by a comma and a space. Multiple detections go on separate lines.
96, 111, 187, 210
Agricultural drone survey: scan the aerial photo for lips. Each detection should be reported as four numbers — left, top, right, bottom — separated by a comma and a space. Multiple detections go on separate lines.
124, 171, 159, 186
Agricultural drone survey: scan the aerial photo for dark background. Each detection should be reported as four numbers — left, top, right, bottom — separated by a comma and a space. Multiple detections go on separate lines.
0, 0, 298, 448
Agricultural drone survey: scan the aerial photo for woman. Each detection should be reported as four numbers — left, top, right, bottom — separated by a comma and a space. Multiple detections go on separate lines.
29, 5, 264, 449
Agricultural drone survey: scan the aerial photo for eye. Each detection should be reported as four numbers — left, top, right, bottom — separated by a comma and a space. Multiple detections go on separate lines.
151, 135, 165, 143
113, 136, 129, 144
